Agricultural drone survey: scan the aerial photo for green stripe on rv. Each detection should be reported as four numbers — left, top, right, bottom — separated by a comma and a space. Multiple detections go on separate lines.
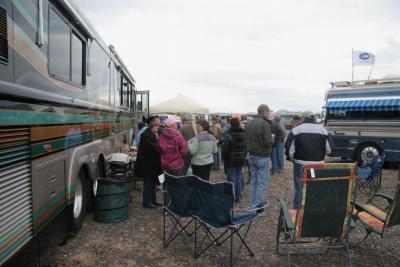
34, 203, 66, 234
0, 218, 31, 245
33, 185, 75, 233
30, 125, 132, 158
33, 190, 67, 221
0, 145, 30, 167
33, 185, 75, 222
31, 131, 95, 157
0, 231, 33, 265
0, 110, 129, 126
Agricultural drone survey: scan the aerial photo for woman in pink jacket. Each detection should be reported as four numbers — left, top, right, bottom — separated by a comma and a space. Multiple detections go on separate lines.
157, 117, 188, 176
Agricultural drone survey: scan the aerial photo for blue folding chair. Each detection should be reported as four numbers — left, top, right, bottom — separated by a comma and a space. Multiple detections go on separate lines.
357, 154, 385, 196
163, 172, 267, 267
163, 173, 198, 249
193, 178, 268, 267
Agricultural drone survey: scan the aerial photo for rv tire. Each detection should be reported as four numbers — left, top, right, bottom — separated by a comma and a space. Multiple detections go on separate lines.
68, 169, 87, 237
355, 143, 381, 166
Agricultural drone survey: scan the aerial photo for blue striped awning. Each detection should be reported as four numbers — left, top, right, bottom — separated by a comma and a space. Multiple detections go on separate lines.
324, 99, 400, 111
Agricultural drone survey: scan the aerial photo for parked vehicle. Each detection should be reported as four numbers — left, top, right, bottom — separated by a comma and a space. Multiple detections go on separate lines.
324, 78, 400, 164
0, 1, 148, 265
280, 114, 301, 130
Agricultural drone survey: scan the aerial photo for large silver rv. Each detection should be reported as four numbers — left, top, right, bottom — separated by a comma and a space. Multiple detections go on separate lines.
0, 0, 148, 265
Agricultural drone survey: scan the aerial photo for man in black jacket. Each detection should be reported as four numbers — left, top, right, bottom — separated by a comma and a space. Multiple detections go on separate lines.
284, 111, 331, 209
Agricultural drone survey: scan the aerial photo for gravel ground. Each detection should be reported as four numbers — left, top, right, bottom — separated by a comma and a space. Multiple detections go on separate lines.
47, 160, 400, 267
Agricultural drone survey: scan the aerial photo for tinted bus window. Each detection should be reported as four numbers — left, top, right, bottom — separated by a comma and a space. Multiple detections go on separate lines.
327, 110, 400, 120
364, 111, 400, 120
49, 8, 70, 81
71, 32, 83, 84
90, 41, 110, 106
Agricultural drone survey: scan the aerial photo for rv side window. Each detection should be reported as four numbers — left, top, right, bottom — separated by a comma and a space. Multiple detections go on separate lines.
49, 8, 70, 81
71, 32, 84, 84
363, 111, 400, 120
327, 110, 400, 120
48, 7, 85, 86
119, 75, 131, 109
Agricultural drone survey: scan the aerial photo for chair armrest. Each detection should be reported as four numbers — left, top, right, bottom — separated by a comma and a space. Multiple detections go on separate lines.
372, 192, 394, 203
278, 198, 295, 230
354, 202, 387, 222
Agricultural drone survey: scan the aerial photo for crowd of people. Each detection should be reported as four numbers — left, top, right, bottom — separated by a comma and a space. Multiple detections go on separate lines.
133, 104, 331, 210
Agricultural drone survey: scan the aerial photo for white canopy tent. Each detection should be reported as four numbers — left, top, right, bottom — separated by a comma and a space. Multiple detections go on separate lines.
150, 94, 209, 115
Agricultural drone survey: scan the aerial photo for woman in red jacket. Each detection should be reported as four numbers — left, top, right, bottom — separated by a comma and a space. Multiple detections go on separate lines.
157, 117, 188, 176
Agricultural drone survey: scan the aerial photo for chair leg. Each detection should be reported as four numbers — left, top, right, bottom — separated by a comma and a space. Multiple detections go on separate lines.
276, 210, 283, 255
284, 232, 291, 267
355, 229, 371, 246
163, 209, 166, 248
276, 212, 292, 265
368, 234, 385, 267
196, 224, 226, 265
230, 228, 234, 267
234, 224, 255, 257
195, 225, 230, 258
164, 215, 195, 248
194, 218, 197, 258
346, 239, 352, 267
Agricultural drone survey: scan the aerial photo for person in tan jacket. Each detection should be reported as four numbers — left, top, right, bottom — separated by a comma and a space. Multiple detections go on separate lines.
210, 116, 222, 170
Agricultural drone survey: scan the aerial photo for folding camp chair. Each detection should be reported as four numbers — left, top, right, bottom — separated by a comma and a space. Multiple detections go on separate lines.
193, 178, 267, 267
163, 173, 198, 249
357, 154, 385, 196
353, 166, 400, 266
276, 163, 357, 267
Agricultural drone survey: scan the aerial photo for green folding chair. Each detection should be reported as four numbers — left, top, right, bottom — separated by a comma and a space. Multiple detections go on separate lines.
276, 163, 357, 267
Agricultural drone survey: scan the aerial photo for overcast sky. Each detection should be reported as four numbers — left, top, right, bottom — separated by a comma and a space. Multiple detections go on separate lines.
74, 0, 400, 113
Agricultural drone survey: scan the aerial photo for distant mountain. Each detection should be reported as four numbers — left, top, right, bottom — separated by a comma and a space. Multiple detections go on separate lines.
274, 109, 303, 116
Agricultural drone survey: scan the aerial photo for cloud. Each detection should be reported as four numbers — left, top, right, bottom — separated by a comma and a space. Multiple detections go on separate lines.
73, 0, 400, 113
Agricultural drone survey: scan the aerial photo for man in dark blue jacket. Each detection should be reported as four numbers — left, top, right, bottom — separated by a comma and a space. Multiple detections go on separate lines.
271, 117, 286, 174
284, 111, 331, 209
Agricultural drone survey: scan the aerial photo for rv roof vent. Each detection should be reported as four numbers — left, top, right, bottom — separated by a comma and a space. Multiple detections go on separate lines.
0, 5, 8, 65
330, 81, 350, 88
364, 80, 378, 85
378, 75, 400, 85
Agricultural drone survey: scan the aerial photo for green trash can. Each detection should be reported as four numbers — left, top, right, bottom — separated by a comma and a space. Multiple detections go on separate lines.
94, 178, 132, 223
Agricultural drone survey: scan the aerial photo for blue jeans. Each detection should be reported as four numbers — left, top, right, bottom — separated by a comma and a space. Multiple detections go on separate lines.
271, 143, 284, 172
212, 149, 220, 170
226, 166, 244, 202
293, 163, 304, 209
248, 156, 270, 207
143, 178, 157, 207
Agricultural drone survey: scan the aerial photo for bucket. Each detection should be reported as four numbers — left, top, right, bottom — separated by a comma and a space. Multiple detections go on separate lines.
94, 177, 132, 223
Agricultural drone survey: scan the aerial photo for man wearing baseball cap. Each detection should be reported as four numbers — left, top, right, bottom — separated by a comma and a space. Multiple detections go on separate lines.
245, 104, 274, 208
285, 111, 332, 209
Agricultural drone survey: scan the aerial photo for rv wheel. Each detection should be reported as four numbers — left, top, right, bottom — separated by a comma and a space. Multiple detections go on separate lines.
68, 169, 87, 236
355, 143, 381, 165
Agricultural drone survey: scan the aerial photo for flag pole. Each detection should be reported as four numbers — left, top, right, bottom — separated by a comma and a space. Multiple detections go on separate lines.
351, 48, 354, 82
367, 61, 375, 80
367, 47, 381, 80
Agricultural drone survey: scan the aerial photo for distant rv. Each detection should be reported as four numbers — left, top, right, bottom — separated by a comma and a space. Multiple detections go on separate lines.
324, 78, 400, 164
